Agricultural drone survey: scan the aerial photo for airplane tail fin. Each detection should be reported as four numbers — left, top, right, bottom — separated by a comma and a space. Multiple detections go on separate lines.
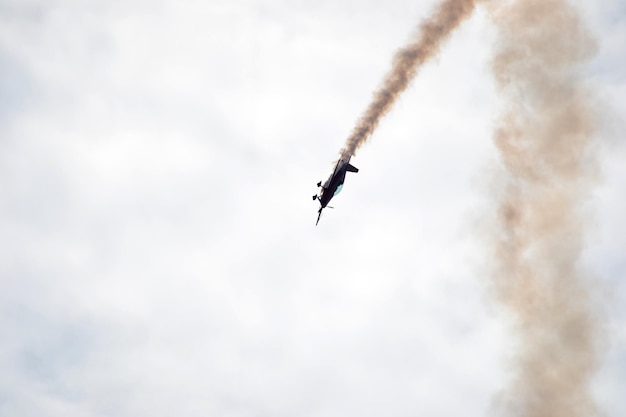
346, 164, 358, 173
316, 208, 323, 226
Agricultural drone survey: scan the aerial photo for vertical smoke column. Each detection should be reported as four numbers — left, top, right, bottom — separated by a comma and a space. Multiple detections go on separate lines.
341, 0, 477, 159
487, 0, 602, 416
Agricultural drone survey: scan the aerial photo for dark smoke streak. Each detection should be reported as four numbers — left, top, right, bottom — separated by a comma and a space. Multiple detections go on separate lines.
486, 0, 603, 416
341, 0, 477, 159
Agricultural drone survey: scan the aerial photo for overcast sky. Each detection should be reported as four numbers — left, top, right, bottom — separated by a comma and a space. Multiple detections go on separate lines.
1, 0, 624, 416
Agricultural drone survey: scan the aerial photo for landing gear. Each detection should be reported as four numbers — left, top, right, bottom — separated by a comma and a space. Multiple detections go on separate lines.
317, 181, 322, 187
312, 195, 317, 201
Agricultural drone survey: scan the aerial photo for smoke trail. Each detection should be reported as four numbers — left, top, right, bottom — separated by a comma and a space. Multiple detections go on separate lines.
340, 0, 477, 159
486, 0, 603, 416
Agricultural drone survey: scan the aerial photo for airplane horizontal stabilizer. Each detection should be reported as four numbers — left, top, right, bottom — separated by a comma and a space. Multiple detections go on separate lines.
346, 164, 359, 173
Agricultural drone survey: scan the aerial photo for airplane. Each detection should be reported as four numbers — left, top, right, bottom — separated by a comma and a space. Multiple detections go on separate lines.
312, 155, 359, 225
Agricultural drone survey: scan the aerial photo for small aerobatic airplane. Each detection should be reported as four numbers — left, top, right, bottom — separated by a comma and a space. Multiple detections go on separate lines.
312, 155, 359, 225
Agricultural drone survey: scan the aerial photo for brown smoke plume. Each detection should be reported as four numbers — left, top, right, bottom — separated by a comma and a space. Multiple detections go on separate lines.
486, 0, 603, 416
340, 0, 477, 159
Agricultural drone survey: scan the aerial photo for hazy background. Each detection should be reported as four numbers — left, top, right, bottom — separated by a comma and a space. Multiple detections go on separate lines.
1, 0, 624, 416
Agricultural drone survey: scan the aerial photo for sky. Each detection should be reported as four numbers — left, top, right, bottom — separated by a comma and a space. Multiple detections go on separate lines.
0, 0, 624, 416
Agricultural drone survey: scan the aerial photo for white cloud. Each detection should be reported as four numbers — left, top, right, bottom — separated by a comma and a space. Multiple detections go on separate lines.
0, 0, 624, 416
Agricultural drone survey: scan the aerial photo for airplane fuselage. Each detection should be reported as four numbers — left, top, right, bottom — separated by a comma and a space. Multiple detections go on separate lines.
313, 156, 358, 225
318, 165, 348, 209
